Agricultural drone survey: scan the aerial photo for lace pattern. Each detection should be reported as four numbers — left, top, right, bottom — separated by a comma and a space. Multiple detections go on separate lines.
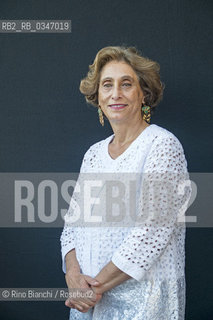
60, 124, 191, 319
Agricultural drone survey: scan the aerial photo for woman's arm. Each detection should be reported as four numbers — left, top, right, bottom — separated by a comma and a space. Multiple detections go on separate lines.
64, 249, 102, 312
91, 261, 131, 295
65, 248, 81, 274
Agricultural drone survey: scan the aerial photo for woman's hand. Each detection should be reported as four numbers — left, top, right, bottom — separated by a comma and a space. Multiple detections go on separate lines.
91, 261, 131, 295
65, 270, 102, 313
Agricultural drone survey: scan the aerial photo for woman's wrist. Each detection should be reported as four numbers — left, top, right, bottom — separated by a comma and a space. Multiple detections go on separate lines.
66, 266, 81, 276
92, 261, 131, 294
65, 249, 81, 275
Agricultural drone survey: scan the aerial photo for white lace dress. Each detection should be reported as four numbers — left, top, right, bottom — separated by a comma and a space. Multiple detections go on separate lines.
60, 124, 191, 320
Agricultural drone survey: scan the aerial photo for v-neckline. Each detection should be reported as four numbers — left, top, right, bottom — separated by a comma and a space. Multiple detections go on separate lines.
105, 124, 154, 161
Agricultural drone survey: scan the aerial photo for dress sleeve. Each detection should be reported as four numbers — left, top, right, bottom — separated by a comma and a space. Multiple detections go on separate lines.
111, 135, 192, 281
60, 150, 89, 273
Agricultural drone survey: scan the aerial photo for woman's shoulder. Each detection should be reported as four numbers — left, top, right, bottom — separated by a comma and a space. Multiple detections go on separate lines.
149, 124, 184, 149
83, 134, 113, 159
80, 135, 113, 171
145, 125, 188, 173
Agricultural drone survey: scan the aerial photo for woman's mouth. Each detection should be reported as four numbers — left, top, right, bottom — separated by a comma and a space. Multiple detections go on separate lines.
108, 104, 127, 110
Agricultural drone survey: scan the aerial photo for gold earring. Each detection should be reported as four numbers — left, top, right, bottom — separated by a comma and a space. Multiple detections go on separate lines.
98, 106, 104, 126
142, 105, 151, 124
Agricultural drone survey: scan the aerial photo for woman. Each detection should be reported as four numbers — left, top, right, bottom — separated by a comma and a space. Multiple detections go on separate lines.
60, 46, 191, 319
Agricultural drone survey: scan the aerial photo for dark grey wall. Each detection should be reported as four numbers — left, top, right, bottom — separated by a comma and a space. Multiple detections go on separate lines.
0, 1, 212, 319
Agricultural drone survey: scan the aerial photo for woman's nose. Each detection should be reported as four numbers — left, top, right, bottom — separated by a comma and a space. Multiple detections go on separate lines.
111, 85, 121, 100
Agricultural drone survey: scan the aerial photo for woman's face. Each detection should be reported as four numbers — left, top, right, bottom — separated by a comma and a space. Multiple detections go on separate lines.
98, 60, 144, 125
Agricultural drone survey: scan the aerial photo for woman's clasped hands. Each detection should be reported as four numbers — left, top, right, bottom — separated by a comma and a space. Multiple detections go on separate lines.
65, 270, 102, 313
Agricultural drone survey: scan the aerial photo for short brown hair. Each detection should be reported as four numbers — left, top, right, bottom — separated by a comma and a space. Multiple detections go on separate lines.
80, 46, 164, 114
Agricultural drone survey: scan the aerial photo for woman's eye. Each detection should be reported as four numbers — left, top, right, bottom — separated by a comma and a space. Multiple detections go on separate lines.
102, 82, 131, 88
122, 83, 131, 87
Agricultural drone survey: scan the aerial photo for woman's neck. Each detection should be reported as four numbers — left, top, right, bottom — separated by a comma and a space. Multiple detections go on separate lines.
109, 119, 149, 147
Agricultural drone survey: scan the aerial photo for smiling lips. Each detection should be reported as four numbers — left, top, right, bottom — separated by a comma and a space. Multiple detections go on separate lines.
108, 104, 128, 110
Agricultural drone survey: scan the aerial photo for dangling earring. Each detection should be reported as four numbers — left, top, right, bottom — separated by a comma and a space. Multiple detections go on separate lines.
142, 105, 151, 124
98, 106, 104, 126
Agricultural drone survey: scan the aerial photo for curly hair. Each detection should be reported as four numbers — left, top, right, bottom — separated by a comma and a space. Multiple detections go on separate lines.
79, 46, 164, 114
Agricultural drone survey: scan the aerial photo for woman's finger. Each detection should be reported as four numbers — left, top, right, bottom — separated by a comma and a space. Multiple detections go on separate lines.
65, 298, 75, 308
84, 275, 100, 286
70, 299, 91, 313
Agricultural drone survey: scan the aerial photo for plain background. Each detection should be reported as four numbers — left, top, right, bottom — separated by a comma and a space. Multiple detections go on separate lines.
0, 0, 212, 319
